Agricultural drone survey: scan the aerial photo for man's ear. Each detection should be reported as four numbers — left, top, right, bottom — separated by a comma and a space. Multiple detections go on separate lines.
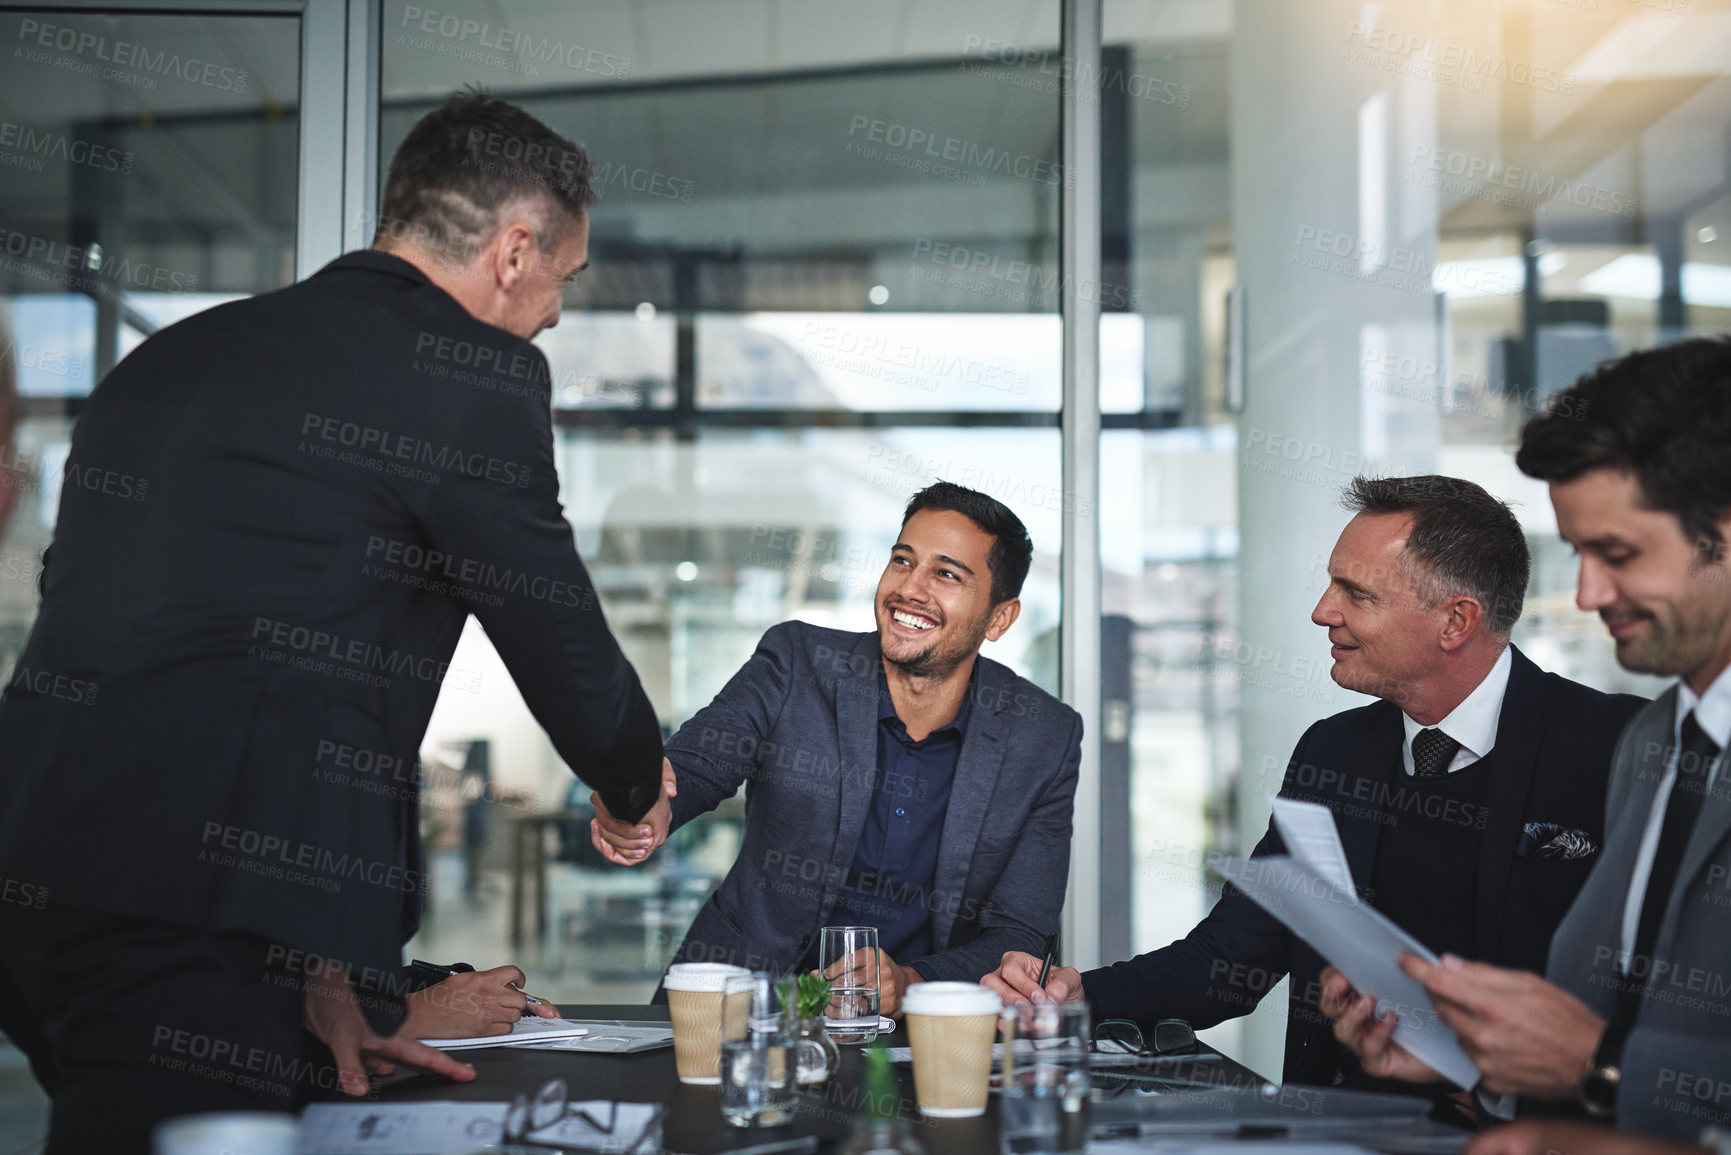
488, 221, 539, 289
1437, 595, 1484, 653
984, 597, 1021, 642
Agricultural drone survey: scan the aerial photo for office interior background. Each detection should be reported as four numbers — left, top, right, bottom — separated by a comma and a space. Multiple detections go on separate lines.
0, 0, 1722, 1135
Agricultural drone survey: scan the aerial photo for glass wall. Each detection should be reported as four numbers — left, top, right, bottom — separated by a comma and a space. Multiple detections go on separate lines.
0, 8, 301, 675
379, 0, 1066, 996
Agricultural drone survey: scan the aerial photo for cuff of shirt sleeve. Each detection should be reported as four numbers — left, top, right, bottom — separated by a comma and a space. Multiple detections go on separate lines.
909, 959, 937, 983
1474, 1085, 1517, 1122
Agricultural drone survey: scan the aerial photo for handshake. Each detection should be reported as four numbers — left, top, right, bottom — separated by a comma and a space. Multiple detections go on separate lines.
589, 758, 679, 866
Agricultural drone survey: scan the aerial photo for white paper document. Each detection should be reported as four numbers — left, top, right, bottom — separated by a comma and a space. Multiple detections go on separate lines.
1270, 798, 1355, 894
418, 1016, 589, 1050
1211, 853, 1479, 1089
510, 1020, 673, 1053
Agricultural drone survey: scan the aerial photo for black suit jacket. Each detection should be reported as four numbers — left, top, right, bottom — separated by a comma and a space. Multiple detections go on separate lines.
0, 251, 662, 1028
1083, 646, 1644, 1086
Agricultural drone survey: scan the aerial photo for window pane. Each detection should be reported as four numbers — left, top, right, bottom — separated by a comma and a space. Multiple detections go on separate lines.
381, 0, 1062, 998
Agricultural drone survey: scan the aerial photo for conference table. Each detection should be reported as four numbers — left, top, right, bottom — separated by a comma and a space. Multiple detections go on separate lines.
370, 1005, 1473, 1155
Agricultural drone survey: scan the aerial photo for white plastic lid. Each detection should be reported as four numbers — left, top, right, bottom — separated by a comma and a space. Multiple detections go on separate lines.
664, 962, 751, 992
901, 982, 1003, 1017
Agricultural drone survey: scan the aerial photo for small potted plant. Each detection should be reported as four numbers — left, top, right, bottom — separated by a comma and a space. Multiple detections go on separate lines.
780, 973, 842, 1087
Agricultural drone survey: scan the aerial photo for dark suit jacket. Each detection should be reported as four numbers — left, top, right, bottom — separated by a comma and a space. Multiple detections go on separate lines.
1547, 688, 1731, 1138
0, 251, 662, 1028
663, 621, 1082, 985
1083, 646, 1644, 1086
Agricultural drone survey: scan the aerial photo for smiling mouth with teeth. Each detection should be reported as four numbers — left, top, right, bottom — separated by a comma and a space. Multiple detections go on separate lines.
892, 609, 937, 630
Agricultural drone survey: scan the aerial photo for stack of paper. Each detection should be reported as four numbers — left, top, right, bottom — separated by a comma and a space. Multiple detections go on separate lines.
418, 1016, 589, 1050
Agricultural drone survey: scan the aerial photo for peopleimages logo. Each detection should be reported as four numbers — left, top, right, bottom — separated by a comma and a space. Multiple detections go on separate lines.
15, 17, 249, 92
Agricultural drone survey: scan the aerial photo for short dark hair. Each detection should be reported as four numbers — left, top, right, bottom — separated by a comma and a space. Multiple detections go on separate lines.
1341, 475, 1530, 635
1516, 337, 1731, 559
901, 482, 1033, 606
375, 88, 594, 266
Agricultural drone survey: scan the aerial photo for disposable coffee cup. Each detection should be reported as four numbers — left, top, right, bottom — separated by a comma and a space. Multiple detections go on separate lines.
902, 982, 1002, 1118
665, 962, 751, 1084
153, 1113, 298, 1155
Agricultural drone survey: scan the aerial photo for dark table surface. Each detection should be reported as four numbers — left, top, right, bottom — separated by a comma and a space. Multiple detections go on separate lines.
368, 1004, 1312, 1155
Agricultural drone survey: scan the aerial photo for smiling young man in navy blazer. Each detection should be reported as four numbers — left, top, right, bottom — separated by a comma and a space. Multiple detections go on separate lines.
987, 475, 1644, 1096
592, 481, 1082, 1017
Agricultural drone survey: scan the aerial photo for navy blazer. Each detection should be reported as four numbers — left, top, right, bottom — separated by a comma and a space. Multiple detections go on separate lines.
663, 621, 1082, 985
1083, 646, 1645, 1086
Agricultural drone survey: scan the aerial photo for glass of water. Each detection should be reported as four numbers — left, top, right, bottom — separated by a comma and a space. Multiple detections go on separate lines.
998, 1001, 1091, 1155
719, 971, 797, 1128
819, 925, 880, 1044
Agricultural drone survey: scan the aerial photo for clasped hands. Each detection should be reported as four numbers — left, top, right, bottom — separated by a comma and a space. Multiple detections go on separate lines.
590, 758, 678, 865
1319, 953, 1605, 1098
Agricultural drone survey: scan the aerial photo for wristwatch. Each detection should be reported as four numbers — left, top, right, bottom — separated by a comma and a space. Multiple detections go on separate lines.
1578, 1063, 1620, 1119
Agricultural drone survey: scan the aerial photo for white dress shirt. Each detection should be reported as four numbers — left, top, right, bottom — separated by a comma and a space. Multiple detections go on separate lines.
1615, 661, 1731, 971
1400, 646, 1514, 776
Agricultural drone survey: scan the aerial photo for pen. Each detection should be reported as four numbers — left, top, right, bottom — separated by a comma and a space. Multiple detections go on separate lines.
1035, 931, 1059, 989
509, 981, 550, 1008
408, 959, 475, 983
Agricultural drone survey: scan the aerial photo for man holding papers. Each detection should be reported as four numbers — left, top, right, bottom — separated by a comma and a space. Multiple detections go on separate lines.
1327, 339, 1731, 1140
987, 475, 1643, 1092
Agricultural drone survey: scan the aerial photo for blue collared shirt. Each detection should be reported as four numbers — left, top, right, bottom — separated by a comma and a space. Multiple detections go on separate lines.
805, 670, 972, 976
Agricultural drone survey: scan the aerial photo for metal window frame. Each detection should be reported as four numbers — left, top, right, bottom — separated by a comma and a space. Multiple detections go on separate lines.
7, 0, 372, 278
1059, 0, 1104, 973
12, 0, 1110, 970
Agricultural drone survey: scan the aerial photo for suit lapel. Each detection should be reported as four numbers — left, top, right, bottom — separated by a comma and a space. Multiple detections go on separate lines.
1473, 647, 1545, 961
823, 634, 883, 919
1341, 705, 1405, 894
930, 666, 1009, 949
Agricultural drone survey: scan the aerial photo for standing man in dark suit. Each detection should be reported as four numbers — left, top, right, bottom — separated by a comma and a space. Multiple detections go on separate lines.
591, 482, 1082, 1016
987, 475, 1644, 1092
0, 92, 667, 1151
1328, 339, 1731, 1141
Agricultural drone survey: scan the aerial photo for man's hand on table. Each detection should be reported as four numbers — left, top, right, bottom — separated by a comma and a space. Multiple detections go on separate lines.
302, 965, 475, 1097
590, 758, 676, 865
819, 947, 923, 1018
1468, 1121, 1710, 1155
402, 964, 557, 1041
983, 950, 1084, 1006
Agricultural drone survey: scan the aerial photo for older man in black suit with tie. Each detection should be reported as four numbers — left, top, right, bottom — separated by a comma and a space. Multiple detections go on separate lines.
987, 475, 1644, 1099
0, 92, 667, 1152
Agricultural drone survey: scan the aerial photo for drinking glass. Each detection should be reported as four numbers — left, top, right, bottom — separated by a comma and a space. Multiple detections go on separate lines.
719, 972, 798, 1127
819, 925, 880, 1044
998, 1001, 1091, 1155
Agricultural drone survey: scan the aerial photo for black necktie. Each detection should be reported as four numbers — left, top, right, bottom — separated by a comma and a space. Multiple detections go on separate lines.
1411, 728, 1461, 779
1595, 711, 1721, 1079
1631, 712, 1718, 970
